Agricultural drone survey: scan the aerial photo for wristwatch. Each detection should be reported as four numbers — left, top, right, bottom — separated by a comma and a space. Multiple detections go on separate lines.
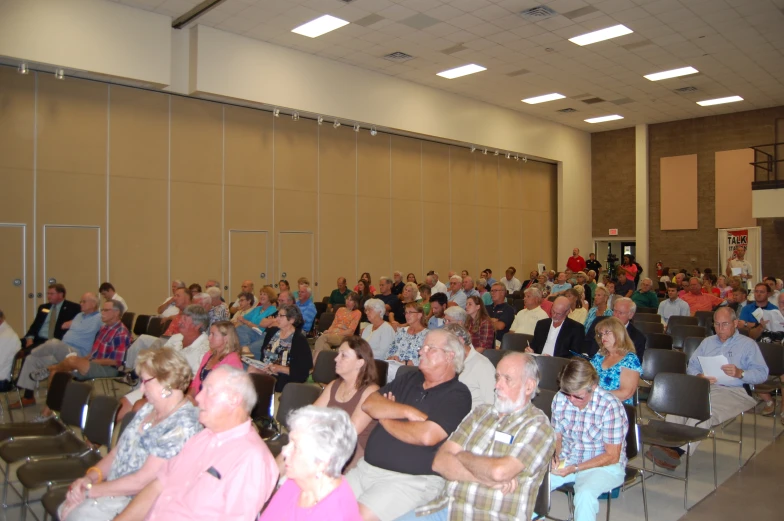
740, 370, 745, 380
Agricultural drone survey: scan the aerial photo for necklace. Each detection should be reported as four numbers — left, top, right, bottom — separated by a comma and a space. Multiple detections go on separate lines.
336, 381, 358, 402
142, 397, 188, 431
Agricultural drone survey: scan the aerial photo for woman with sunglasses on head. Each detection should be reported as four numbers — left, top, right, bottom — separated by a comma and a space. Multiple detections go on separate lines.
590, 317, 641, 404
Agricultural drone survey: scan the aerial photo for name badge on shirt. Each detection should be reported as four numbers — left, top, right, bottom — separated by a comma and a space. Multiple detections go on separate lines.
494, 431, 514, 444
42, 308, 50, 314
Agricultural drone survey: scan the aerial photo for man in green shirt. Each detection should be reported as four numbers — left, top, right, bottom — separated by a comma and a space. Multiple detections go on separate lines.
631, 278, 659, 309
328, 277, 350, 311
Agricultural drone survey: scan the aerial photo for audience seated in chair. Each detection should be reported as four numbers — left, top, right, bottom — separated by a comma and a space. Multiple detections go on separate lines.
296, 284, 318, 334
681, 277, 726, 315
234, 287, 278, 359
229, 279, 256, 314
584, 285, 613, 334
631, 278, 659, 310
529, 297, 584, 357
314, 292, 362, 363
0, 309, 21, 392
328, 277, 352, 311
487, 282, 516, 345
585, 298, 646, 363
442, 324, 496, 407
658, 283, 690, 331
23, 283, 81, 350
361, 299, 396, 360
205, 287, 229, 325
99, 282, 128, 314
157, 279, 187, 318
464, 296, 494, 353
509, 286, 549, 336
590, 317, 642, 405
188, 321, 243, 399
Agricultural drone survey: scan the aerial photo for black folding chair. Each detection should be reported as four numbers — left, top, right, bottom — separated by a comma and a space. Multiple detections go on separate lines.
634, 313, 662, 323
666, 315, 699, 329
637, 307, 658, 315
750, 341, 784, 439
694, 311, 714, 334
374, 360, 389, 388
682, 337, 703, 364
263, 383, 322, 457
635, 321, 664, 335
249, 373, 276, 430
120, 312, 135, 333
482, 349, 503, 367
316, 312, 335, 334
513, 299, 525, 313
669, 325, 707, 349
132, 314, 151, 338
644, 332, 673, 351
636, 349, 686, 419
146, 316, 164, 337
501, 333, 532, 352
312, 350, 338, 387
0, 373, 73, 440
532, 389, 555, 421
535, 357, 570, 392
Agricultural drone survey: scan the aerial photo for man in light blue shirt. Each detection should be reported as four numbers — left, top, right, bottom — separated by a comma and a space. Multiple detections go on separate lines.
550, 272, 573, 297
658, 283, 690, 330
445, 276, 467, 309
461, 276, 479, 300
646, 307, 767, 470
13, 293, 103, 408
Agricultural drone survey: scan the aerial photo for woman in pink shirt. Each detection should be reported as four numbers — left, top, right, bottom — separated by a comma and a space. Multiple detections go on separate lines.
259, 406, 362, 521
188, 321, 243, 397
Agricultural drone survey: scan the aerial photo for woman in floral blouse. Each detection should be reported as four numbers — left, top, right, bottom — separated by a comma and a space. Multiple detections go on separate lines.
386, 302, 428, 366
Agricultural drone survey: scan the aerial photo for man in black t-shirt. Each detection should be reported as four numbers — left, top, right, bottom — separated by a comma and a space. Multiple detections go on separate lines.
376, 276, 402, 322
346, 329, 472, 521
487, 282, 516, 344
585, 252, 602, 276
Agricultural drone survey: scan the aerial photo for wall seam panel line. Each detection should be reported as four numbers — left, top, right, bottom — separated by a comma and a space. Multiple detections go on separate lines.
448, 147, 452, 270
106, 85, 111, 281
389, 135, 392, 276
32, 72, 38, 312
167, 95, 171, 288
271, 111, 275, 284
317, 117, 320, 297
420, 141, 423, 277
355, 128, 358, 282
221, 106, 225, 289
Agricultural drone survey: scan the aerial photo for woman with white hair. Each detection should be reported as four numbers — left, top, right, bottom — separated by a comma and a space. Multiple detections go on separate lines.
361, 299, 395, 360
259, 406, 360, 520
584, 285, 613, 333
206, 286, 229, 325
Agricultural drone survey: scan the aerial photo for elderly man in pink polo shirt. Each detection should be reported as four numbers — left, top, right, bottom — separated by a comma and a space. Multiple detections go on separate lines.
115, 366, 277, 521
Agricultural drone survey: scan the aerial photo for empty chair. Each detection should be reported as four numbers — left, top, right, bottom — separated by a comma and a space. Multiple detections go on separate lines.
634, 321, 664, 335
314, 301, 327, 320
640, 373, 715, 509
0, 373, 77, 442
316, 312, 335, 334
645, 333, 673, 351
532, 388, 556, 420
264, 383, 322, 456
751, 342, 784, 437
667, 315, 699, 329
482, 349, 504, 368
694, 311, 714, 333
535, 356, 570, 392
501, 333, 533, 352
682, 337, 703, 364
634, 313, 662, 323
120, 311, 135, 333
637, 349, 686, 415
670, 325, 708, 349
312, 350, 338, 387
374, 360, 389, 387
249, 373, 276, 427
637, 307, 658, 315
132, 314, 151, 338
146, 316, 164, 337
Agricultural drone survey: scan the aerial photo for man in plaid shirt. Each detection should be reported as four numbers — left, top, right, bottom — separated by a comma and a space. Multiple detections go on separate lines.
397, 352, 555, 521
550, 359, 628, 521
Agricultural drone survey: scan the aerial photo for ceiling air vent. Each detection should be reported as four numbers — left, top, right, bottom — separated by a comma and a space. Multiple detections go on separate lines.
520, 5, 558, 22
384, 51, 414, 62
557, 108, 577, 113
581, 97, 605, 104
675, 86, 698, 93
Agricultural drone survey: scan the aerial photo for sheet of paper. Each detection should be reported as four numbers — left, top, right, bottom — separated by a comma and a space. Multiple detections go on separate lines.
751, 308, 764, 321
698, 355, 735, 385
731, 267, 742, 276
762, 309, 784, 332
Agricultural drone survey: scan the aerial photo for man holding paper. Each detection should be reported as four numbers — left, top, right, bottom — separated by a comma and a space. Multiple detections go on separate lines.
646, 307, 767, 470
738, 283, 778, 340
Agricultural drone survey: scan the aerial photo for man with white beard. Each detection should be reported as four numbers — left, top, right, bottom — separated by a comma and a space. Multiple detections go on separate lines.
396, 352, 556, 521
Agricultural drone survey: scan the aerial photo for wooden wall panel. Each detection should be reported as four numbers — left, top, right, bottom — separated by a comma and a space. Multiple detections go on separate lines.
422, 203, 450, 277
358, 132, 390, 198
715, 149, 756, 229
391, 136, 421, 199
110, 86, 168, 180
170, 181, 222, 286
319, 192, 356, 292
171, 97, 222, 185
391, 198, 423, 277
450, 205, 479, 275
498, 160, 523, 210
319, 125, 356, 196
660, 154, 698, 230
499, 208, 522, 272
422, 142, 449, 202
0, 67, 34, 224
224, 105, 273, 188
357, 196, 391, 281
225, 186, 273, 232
475, 155, 499, 207
274, 117, 317, 192
450, 147, 474, 205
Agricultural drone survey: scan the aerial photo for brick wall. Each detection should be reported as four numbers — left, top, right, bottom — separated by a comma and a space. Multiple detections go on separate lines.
591, 127, 636, 238
648, 107, 784, 278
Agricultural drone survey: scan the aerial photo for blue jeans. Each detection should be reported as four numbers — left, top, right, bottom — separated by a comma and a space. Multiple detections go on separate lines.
236, 325, 263, 350
394, 507, 447, 521
550, 464, 625, 521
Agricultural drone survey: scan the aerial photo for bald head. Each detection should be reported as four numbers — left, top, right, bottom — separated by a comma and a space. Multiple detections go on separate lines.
551, 296, 571, 326
80, 292, 99, 313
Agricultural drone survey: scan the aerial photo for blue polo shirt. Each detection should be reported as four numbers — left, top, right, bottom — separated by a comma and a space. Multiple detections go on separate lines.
61, 311, 102, 356
739, 301, 778, 324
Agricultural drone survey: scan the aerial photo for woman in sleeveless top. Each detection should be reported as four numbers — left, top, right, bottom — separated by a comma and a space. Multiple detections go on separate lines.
312, 336, 380, 471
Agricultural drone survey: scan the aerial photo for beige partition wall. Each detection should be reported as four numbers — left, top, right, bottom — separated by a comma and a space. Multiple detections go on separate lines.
1, 69, 557, 318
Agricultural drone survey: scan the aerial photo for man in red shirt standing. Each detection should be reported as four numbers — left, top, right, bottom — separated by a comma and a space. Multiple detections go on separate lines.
566, 248, 586, 273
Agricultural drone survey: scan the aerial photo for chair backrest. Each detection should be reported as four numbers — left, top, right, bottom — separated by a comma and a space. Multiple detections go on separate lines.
644, 332, 673, 351
83, 395, 120, 449
249, 373, 276, 421
59, 382, 93, 429
513, 299, 525, 313
533, 471, 551, 520
133, 315, 151, 337
333, 304, 345, 311
117, 411, 136, 441
634, 321, 664, 335
44, 372, 73, 412
682, 337, 703, 364
637, 307, 658, 315
396, 364, 420, 381
146, 316, 163, 337
641, 349, 686, 381
670, 325, 707, 349
532, 388, 556, 420
120, 312, 135, 333
482, 348, 503, 367
312, 350, 338, 386
634, 313, 661, 323
535, 356, 570, 392
500, 333, 532, 352
314, 302, 327, 320
694, 311, 714, 331
317, 312, 335, 334
623, 403, 639, 460
647, 373, 711, 421
374, 360, 388, 388
667, 315, 699, 329
321, 296, 330, 305
756, 341, 784, 376
276, 383, 322, 429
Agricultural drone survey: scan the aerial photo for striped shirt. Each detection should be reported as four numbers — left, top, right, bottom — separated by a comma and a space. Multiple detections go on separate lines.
551, 387, 628, 467
419, 403, 555, 521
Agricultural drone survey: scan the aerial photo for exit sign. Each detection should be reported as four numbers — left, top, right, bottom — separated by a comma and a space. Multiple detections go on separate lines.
609, 229, 618, 236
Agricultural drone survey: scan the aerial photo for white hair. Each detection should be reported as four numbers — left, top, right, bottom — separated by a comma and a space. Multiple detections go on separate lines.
364, 298, 386, 317
613, 296, 636, 315
287, 406, 357, 478
211, 366, 257, 414
299, 285, 312, 296
523, 287, 542, 300
206, 286, 222, 299
450, 275, 462, 283
424, 329, 465, 374
379, 276, 392, 285
444, 306, 467, 324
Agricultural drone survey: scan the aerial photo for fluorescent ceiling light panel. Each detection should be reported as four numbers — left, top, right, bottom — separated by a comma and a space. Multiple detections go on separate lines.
569, 24, 633, 46
644, 66, 699, 81
522, 93, 566, 104
696, 95, 743, 106
292, 15, 349, 38
436, 64, 487, 79
584, 114, 624, 123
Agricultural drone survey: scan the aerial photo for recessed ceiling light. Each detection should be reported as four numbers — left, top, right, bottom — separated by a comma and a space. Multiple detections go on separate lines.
696, 95, 743, 106
584, 114, 624, 123
644, 66, 699, 81
292, 14, 349, 38
436, 64, 486, 79
569, 24, 633, 46
522, 93, 566, 104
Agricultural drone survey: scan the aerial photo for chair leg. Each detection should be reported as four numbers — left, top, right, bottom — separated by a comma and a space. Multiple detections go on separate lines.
712, 436, 718, 490
641, 468, 649, 521
21, 486, 28, 521
606, 494, 612, 521
683, 443, 690, 510
2, 461, 9, 507
738, 410, 744, 468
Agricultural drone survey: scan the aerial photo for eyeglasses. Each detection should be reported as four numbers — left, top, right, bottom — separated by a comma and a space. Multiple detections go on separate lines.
419, 344, 446, 355
141, 376, 156, 386
278, 313, 288, 318
596, 330, 614, 338
560, 389, 592, 401
715, 321, 734, 329
490, 289, 505, 293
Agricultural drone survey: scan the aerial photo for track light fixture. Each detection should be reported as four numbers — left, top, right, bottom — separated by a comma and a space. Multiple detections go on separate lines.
54, 68, 64, 80
482, 148, 488, 155
494, 150, 499, 156
273, 108, 280, 117
292, 112, 299, 120
18, 63, 29, 75
317, 116, 323, 125
522, 156, 528, 163
514, 155, 519, 161
470, 146, 476, 153
505, 152, 511, 159
333, 120, 340, 128
370, 126, 377, 136
353, 123, 360, 132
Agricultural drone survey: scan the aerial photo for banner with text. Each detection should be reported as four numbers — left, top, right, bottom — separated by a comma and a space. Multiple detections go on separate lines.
717, 227, 761, 289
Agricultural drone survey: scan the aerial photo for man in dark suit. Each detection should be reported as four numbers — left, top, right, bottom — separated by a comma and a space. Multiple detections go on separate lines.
529, 297, 585, 358
24, 284, 80, 350
585, 297, 646, 362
